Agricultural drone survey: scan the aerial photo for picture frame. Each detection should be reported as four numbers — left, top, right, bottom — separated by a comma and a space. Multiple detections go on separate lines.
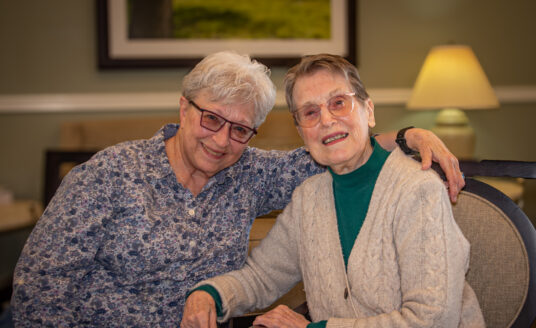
96, 0, 357, 69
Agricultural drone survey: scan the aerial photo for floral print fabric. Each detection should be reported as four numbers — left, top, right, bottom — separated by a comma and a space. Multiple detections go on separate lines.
11, 124, 321, 327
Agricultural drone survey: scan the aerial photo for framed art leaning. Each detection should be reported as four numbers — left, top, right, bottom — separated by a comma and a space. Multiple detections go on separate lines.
96, 0, 357, 68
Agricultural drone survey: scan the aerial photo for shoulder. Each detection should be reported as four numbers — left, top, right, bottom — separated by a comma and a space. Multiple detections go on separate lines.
382, 148, 445, 192
238, 146, 318, 174
290, 171, 332, 200
89, 139, 150, 166
102, 125, 168, 164
301, 170, 331, 186
74, 127, 165, 178
242, 146, 310, 163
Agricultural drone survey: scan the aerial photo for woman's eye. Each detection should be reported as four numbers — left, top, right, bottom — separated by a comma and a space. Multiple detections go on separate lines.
233, 125, 252, 138
233, 126, 247, 134
205, 114, 222, 123
304, 107, 319, 117
330, 97, 346, 109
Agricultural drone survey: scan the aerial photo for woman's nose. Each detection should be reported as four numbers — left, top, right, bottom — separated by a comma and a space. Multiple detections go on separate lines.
212, 123, 231, 147
319, 106, 336, 126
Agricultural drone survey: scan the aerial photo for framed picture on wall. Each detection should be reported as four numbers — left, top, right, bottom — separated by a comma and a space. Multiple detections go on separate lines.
96, 0, 357, 69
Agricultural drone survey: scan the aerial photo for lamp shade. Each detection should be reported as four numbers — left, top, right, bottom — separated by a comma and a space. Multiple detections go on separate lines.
407, 45, 499, 110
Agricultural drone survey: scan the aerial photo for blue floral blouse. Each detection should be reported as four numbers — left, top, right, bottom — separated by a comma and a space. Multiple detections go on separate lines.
11, 124, 322, 327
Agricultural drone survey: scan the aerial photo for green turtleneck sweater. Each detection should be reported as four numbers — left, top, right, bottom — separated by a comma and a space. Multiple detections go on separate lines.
329, 138, 390, 267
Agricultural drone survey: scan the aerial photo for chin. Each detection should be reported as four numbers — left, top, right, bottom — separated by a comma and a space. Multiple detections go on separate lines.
328, 152, 354, 164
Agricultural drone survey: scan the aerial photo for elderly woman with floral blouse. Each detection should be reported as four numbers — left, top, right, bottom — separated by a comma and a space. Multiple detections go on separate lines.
12, 52, 463, 327
182, 54, 484, 328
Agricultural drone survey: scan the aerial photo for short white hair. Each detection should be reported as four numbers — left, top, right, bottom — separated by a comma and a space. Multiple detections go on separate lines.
182, 51, 276, 127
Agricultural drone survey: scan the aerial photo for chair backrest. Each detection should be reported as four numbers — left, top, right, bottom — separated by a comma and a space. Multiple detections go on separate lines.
451, 177, 536, 328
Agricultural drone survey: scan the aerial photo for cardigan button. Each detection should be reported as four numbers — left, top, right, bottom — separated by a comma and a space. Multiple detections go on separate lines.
344, 287, 348, 299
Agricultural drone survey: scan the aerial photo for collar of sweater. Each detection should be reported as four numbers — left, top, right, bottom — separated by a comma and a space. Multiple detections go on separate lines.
328, 137, 390, 189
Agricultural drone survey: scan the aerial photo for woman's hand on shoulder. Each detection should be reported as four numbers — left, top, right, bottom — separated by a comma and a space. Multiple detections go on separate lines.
405, 128, 464, 202
181, 291, 218, 328
252, 305, 310, 328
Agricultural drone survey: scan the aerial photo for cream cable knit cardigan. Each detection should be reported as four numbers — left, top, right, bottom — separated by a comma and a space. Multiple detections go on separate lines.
198, 148, 485, 328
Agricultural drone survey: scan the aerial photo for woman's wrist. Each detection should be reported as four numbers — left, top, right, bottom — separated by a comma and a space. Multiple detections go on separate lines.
188, 285, 223, 317
395, 126, 417, 155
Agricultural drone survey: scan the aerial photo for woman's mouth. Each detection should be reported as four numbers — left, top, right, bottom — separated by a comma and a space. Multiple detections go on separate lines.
202, 143, 225, 158
322, 133, 348, 145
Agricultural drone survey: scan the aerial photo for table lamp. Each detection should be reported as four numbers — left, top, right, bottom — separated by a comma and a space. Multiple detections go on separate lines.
407, 45, 499, 159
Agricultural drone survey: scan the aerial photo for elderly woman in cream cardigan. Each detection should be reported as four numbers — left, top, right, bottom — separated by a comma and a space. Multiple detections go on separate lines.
181, 54, 485, 328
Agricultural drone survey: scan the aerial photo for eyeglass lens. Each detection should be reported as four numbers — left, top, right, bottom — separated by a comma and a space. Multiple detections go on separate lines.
295, 93, 355, 128
186, 99, 255, 144
200, 111, 254, 143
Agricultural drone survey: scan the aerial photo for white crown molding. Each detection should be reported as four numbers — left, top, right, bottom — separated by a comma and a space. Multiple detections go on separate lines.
0, 86, 535, 113
493, 85, 536, 103
0, 92, 181, 113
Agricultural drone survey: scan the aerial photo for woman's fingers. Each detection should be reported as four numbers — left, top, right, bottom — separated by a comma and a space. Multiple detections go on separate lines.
252, 305, 310, 328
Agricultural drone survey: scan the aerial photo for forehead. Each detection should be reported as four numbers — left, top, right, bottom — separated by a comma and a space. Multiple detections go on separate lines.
195, 91, 256, 126
293, 70, 351, 105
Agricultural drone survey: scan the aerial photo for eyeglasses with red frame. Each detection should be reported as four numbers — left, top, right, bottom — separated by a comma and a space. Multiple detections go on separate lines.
188, 99, 257, 144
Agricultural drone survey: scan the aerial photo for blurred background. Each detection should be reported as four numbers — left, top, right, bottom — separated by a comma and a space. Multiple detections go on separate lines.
1, 0, 535, 313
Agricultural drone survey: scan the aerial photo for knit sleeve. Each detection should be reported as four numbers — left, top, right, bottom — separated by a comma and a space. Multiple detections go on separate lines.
327, 177, 471, 328
192, 187, 305, 322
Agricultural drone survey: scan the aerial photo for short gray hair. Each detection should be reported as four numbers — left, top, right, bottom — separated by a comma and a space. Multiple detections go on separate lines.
182, 51, 276, 127
284, 54, 369, 114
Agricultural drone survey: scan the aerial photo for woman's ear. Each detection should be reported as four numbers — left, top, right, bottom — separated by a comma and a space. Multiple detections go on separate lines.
365, 98, 376, 129
179, 96, 189, 123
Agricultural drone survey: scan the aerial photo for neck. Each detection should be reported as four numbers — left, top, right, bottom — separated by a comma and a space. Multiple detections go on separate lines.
330, 140, 373, 175
165, 134, 209, 196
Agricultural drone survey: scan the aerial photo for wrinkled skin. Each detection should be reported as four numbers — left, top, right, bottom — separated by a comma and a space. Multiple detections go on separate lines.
181, 291, 218, 328
252, 305, 310, 328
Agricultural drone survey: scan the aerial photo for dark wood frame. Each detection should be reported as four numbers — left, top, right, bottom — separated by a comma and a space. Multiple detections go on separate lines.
96, 0, 357, 69
430, 159, 536, 180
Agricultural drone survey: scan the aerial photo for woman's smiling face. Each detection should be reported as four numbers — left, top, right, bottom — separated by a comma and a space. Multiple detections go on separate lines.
177, 92, 254, 178
293, 69, 376, 174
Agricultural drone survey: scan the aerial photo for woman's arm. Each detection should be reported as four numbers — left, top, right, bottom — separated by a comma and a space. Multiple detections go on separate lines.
251, 147, 323, 215
375, 128, 464, 202
11, 159, 112, 326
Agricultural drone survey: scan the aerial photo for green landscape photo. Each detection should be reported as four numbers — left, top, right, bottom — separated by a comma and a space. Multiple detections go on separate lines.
128, 0, 331, 40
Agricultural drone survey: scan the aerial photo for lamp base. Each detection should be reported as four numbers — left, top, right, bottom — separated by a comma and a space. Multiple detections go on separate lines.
431, 108, 475, 160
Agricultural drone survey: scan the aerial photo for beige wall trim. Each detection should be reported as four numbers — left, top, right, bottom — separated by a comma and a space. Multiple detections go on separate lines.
0, 86, 535, 113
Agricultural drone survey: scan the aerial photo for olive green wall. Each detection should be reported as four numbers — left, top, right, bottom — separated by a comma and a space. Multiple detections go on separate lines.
1, 0, 535, 216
